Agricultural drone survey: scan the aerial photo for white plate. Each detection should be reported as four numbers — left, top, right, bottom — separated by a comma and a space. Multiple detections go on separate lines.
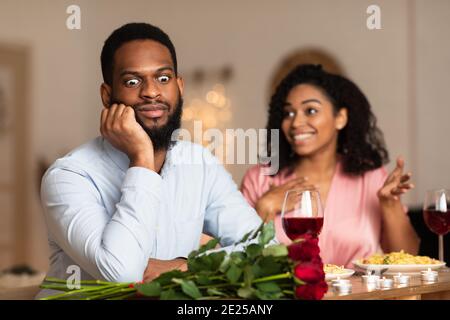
325, 269, 355, 281
352, 260, 446, 275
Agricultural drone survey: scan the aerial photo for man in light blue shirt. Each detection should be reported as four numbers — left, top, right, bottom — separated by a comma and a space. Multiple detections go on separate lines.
39, 23, 262, 293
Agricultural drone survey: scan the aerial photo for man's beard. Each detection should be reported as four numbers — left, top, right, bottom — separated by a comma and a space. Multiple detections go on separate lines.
111, 95, 183, 152
136, 96, 183, 152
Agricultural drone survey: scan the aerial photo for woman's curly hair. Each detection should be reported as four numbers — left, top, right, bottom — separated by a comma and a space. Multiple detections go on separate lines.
266, 64, 389, 176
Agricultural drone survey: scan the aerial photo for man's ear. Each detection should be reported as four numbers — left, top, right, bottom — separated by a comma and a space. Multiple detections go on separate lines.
176, 76, 184, 97
336, 107, 348, 130
100, 83, 112, 108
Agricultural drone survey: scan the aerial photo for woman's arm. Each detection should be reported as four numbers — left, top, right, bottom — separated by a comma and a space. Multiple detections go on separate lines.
379, 200, 420, 254
378, 157, 420, 254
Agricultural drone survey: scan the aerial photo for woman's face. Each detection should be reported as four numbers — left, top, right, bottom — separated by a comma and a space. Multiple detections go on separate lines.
281, 84, 347, 158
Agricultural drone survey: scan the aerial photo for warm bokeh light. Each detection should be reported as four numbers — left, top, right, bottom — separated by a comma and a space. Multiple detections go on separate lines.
206, 90, 219, 105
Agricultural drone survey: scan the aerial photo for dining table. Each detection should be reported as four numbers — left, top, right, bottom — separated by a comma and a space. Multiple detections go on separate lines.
324, 267, 450, 300
1, 268, 450, 300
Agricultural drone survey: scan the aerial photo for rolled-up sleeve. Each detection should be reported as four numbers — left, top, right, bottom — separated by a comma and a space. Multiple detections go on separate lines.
41, 166, 162, 283
202, 151, 263, 247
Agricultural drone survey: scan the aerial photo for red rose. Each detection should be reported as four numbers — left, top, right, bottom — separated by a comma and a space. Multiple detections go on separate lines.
294, 261, 325, 284
295, 281, 328, 300
310, 256, 324, 268
288, 237, 320, 262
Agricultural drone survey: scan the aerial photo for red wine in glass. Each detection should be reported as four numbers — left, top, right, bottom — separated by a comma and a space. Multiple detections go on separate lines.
281, 189, 324, 241
282, 217, 324, 240
423, 209, 450, 235
423, 189, 450, 263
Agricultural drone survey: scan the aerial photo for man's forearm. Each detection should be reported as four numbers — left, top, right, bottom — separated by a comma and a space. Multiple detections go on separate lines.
143, 258, 188, 283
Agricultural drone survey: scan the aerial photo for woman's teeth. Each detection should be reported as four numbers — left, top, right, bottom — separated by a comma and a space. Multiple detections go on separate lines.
294, 133, 314, 141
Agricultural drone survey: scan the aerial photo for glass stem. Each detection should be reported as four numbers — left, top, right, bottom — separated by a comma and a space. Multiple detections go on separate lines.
439, 235, 444, 262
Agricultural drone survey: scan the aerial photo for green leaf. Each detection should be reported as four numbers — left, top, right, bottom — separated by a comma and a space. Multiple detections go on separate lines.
195, 274, 212, 285
246, 244, 263, 260
237, 229, 254, 244
262, 244, 288, 257
226, 264, 243, 283
136, 281, 161, 297
255, 290, 284, 300
243, 265, 254, 288
237, 287, 256, 299
189, 238, 220, 260
251, 263, 263, 279
187, 250, 226, 273
237, 222, 265, 246
198, 238, 221, 254
160, 288, 190, 300
209, 251, 226, 270
206, 288, 227, 297
219, 255, 231, 273
153, 270, 187, 286
255, 281, 281, 293
256, 256, 284, 277
160, 289, 176, 300
188, 255, 212, 272
259, 221, 275, 245
172, 279, 202, 299
188, 251, 198, 260
229, 252, 246, 266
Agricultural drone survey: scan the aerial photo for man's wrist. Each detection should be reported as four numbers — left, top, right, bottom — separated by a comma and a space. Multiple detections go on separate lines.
130, 154, 155, 171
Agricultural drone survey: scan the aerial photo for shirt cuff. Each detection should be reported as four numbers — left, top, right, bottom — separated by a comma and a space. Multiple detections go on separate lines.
123, 166, 162, 193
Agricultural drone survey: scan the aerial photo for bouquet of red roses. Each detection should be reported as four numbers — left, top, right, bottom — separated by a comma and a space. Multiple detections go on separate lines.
40, 222, 327, 300
287, 234, 328, 300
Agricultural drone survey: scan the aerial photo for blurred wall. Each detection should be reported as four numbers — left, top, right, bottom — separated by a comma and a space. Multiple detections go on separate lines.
0, 0, 448, 272
415, 1, 450, 203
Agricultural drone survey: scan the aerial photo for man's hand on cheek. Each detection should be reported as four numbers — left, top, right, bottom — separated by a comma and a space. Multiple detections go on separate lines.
100, 103, 155, 170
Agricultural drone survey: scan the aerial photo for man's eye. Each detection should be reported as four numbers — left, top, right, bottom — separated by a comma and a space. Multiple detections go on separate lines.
157, 75, 170, 83
125, 79, 140, 87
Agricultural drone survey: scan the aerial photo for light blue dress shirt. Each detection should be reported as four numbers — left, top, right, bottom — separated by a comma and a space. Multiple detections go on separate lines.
39, 137, 263, 290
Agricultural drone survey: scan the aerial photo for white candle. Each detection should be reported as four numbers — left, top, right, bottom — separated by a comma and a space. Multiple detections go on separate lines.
421, 268, 438, 282
332, 282, 352, 294
376, 277, 393, 289
361, 274, 380, 284
366, 282, 377, 291
331, 278, 350, 286
393, 272, 410, 285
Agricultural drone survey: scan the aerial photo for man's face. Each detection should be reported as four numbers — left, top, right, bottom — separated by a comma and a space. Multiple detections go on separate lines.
104, 39, 184, 150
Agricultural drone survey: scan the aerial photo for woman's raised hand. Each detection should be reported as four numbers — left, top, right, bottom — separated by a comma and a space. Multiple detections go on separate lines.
255, 176, 316, 222
377, 156, 415, 204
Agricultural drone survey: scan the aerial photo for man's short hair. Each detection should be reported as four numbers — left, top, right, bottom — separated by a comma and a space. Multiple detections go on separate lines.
101, 22, 178, 85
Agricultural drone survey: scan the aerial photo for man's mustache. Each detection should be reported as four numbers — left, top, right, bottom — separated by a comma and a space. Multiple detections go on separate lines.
110, 99, 170, 111
132, 100, 170, 112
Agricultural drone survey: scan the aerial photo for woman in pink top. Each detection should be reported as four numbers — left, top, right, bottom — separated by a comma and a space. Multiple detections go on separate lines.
241, 65, 420, 268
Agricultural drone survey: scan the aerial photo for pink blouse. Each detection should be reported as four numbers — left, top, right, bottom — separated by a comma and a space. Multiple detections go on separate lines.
241, 161, 395, 268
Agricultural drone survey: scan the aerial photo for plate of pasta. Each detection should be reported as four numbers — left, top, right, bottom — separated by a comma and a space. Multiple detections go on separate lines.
353, 251, 446, 274
324, 264, 355, 280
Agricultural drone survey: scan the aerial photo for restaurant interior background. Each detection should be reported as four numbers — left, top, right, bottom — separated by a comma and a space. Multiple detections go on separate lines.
0, 0, 449, 287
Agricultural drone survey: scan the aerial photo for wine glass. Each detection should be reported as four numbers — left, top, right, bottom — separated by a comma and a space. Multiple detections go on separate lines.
423, 189, 450, 262
281, 189, 324, 241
